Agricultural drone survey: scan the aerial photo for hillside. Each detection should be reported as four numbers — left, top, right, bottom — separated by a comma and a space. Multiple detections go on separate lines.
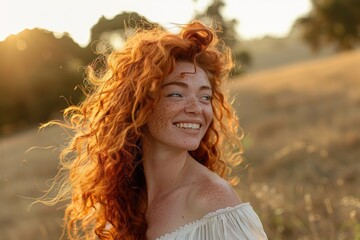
230, 48, 360, 175
240, 34, 336, 72
230, 49, 360, 239
1, 49, 359, 239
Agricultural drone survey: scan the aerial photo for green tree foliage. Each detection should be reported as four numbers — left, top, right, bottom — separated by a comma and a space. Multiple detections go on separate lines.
0, 29, 85, 133
295, 0, 360, 51
194, 0, 238, 49
0, 12, 158, 135
193, 0, 251, 75
90, 12, 155, 43
88, 12, 157, 57
83, 12, 158, 74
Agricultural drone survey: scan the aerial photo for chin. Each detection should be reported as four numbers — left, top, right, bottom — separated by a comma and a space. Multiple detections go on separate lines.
178, 142, 201, 151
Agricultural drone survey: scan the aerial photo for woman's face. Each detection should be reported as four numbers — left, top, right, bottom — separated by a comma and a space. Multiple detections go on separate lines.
145, 61, 213, 151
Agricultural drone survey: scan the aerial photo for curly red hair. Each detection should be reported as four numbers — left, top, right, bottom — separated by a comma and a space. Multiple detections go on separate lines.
42, 21, 243, 239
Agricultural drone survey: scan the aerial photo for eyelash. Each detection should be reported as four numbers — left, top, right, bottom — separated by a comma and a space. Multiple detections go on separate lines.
167, 92, 212, 101
200, 95, 212, 101
167, 92, 183, 98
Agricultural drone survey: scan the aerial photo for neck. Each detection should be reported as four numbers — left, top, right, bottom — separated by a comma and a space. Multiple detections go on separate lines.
142, 138, 191, 206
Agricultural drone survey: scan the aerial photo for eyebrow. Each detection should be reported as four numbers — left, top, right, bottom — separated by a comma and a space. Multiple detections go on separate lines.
162, 81, 212, 91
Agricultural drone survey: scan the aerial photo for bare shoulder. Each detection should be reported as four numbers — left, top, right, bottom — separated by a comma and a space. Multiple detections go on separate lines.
187, 163, 241, 217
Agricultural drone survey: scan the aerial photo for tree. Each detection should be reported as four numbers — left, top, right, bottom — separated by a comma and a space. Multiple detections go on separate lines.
88, 12, 157, 53
294, 0, 360, 51
193, 0, 251, 75
194, 0, 238, 49
0, 29, 85, 131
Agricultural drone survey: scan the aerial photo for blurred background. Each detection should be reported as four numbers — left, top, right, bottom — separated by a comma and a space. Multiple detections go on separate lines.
0, 0, 359, 239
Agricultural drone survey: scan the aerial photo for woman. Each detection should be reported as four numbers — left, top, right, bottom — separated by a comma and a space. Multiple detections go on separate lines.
45, 21, 267, 239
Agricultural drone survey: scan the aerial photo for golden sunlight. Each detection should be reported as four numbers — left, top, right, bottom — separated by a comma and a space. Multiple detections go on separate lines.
2, 0, 311, 46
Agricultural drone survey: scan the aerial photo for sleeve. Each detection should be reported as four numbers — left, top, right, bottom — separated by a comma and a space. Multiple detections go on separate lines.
194, 204, 268, 240
158, 203, 268, 240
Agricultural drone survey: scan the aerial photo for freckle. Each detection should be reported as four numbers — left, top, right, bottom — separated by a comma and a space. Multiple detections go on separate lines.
182, 215, 184, 219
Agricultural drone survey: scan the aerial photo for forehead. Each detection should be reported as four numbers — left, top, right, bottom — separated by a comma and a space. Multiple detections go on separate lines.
163, 61, 211, 86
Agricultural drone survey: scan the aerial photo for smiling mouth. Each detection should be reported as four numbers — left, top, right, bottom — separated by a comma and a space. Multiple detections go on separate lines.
174, 123, 201, 130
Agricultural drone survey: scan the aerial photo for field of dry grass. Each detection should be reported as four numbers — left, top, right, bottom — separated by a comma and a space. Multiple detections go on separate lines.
231, 49, 360, 239
0, 126, 65, 239
1, 49, 359, 239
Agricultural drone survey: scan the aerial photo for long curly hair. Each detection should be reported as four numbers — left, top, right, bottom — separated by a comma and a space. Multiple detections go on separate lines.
42, 21, 243, 240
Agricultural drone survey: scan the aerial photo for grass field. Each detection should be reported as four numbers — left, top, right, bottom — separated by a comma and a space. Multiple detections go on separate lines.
1, 49, 359, 239
231, 49, 360, 239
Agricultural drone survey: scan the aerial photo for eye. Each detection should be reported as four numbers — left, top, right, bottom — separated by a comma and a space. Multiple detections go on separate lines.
199, 95, 212, 102
167, 92, 183, 98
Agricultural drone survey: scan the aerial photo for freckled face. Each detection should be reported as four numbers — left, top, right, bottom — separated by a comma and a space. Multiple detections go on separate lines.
145, 61, 213, 151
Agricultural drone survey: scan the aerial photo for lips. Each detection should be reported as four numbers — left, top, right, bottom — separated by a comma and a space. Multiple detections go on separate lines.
174, 122, 201, 130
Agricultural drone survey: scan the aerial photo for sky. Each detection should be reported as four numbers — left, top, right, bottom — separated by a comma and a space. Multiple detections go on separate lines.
1, 0, 312, 47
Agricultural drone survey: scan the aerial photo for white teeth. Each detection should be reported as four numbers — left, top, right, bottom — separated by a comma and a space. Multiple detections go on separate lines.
175, 123, 200, 130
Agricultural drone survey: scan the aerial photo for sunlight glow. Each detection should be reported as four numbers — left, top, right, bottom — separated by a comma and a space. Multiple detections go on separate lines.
1, 0, 311, 46
225, 0, 311, 39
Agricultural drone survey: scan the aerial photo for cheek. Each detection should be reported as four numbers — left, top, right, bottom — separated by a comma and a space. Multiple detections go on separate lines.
205, 106, 214, 124
148, 108, 167, 130
147, 103, 175, 133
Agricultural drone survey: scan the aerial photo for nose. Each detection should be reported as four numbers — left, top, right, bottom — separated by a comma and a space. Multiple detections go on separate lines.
184, 97, 202, 114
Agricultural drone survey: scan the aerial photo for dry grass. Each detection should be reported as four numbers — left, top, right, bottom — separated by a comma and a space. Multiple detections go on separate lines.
0, 126, 65, 239
1, 50, 360, 239
231, 49, 360, 239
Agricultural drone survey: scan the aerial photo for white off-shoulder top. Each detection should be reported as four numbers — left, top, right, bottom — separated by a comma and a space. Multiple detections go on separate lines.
156, 202, 267, 240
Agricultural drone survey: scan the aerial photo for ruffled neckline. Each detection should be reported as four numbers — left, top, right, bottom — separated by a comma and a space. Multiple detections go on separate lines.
156, 202, 251, 240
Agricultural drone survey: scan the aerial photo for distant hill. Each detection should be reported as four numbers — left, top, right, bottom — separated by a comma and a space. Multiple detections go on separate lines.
230, 48, 360, 174
240, 33, 337, 72
230, 49, 360, 238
